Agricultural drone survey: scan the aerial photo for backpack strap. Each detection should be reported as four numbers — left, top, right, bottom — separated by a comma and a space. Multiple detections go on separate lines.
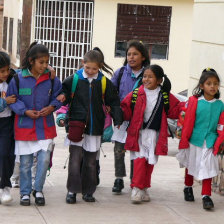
117, 66, 125, 92
131, 87, 139, 112
13, 73, 19, 93
71, 73, 79, 98
48, 72, 54, 97
101, 75, 106, 101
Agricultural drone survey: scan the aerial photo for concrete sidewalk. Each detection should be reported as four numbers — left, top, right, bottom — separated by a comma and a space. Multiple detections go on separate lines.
1, 127, 224, 224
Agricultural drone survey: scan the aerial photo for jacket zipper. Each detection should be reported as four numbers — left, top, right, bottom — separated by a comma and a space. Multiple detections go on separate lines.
89, 83, 93, 135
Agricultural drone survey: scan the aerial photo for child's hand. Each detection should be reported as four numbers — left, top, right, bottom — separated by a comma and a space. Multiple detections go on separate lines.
25, 110, 40, 119
48, 65, 56, 79
39, 105, 55, 117
5, 95, 17, 104
57, 94, 66, 103
59, 119, 65, 126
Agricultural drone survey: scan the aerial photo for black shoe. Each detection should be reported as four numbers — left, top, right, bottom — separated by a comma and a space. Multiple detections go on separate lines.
66, 192, 76, 204
20, 195, 30, 206
33, 190, 45, 206
184, 187, 195, 201
82, 194, 95, 202
96, 160, 100, 186
112, 179, 124, 193
202, 196, 214, 209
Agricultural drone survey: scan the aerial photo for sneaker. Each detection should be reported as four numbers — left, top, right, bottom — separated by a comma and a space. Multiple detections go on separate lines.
131, 187, 142, 204
0, 189, 3, 203
202, 196, 214, 209
33, 191, 45, 206
184, 187, 195, 201
141, 188, 150, 202
112, 179, 124, 193
1, 187, 13, 205
20, 195, 30, 206
11, 180, 19, 188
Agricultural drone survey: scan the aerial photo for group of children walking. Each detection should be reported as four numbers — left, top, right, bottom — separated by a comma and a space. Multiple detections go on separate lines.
0, 40, 223, 211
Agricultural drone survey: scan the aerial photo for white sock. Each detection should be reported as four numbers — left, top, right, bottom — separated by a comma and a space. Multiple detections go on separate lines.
36, 192, 44, 198
22, 195, 30, 200
68, 192, 74, 195
202, 195, 209, 198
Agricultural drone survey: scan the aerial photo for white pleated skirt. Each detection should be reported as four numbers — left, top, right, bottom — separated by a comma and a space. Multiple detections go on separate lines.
176, 141, 219, 180
130, 129, 159, 165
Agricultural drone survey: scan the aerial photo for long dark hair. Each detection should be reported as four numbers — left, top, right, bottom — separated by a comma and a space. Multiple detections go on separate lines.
21, 41, 49, 70
0, 51, 10, 68
192, 68, 220, 99
144, 64, 171, 114
123, 40, 150, 67
84, 47, 113, 76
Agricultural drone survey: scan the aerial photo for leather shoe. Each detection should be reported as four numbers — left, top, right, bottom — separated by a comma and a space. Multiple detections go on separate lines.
20, 195, 30, 206
202, 196, 214, 209
82, 194, 95, 202
33, 190, 45, 206
184, 187, 194, 201
66, 192, 76, 204
112, 179, 124, 193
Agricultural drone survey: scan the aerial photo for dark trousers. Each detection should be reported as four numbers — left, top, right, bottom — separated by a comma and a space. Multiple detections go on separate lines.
0, 116, 15, 188
67, 145, 97, 195
114, 141, 126, 177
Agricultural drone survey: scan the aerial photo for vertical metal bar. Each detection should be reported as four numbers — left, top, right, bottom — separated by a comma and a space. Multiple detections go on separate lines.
60, 1, 66, 81
74, 1, 78, 70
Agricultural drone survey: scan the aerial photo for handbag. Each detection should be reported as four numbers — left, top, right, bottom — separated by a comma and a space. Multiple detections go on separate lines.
68, 120, 86, 142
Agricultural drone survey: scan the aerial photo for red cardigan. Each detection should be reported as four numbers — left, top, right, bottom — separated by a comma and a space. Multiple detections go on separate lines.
179, 95, 224, 155
121, 85, 183, 155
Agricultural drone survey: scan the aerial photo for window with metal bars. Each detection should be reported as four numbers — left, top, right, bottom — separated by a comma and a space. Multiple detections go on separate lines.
2, 17, 8, 50
17, 19, 22, 57
115, 4, 172, 60
8, 18, 13, 54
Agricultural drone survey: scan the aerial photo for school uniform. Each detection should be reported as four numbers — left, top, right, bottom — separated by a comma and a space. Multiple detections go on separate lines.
62, 69, 122, 196
0, 81, 15, 189
121, 85, 182, 189
176, 96, 224, 196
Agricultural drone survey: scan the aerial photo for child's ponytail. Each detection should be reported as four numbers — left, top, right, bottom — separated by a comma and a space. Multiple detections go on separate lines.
21, 41, 49, 70
161, 74, 171, 114
92, 47, 113, 76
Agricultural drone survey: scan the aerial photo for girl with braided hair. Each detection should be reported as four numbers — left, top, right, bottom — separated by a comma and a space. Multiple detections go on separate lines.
121, 64, 183, 203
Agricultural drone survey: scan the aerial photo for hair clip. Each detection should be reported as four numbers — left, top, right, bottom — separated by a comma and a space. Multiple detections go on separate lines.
139, 41, 143, 44
206, 67, 211, 72
37, 40, 42, 45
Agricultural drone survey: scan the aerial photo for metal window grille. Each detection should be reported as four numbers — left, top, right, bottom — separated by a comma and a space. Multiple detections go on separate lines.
17, 19, 22, 57
2, 17, 8, 50
8, 18, 13, 54
34, 0, 94, 81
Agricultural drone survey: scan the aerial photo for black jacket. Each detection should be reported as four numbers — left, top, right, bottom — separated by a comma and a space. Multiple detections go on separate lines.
62, 69, 123, 135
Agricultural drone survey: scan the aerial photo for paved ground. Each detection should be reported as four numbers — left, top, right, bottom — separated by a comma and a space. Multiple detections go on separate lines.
1, 126, 224, 224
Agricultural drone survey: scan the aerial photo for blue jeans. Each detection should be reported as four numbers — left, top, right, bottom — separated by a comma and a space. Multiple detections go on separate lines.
20, 149, 51, 195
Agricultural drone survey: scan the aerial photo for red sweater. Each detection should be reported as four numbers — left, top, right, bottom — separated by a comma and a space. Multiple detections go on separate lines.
121, 85, 183, 155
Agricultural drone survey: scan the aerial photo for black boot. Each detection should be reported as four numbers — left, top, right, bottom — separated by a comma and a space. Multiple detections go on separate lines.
202, 196, 214, 209
112, 179, 124, 193
184, 187, 195, 201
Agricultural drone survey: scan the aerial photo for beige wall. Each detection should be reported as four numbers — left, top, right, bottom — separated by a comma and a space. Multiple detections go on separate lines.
3, 0, 23, 67
92, 0, 194, 94
188, 0, 224, 99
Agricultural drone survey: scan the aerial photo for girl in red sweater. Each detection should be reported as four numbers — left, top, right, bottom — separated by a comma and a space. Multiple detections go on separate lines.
121, 64, 183, 203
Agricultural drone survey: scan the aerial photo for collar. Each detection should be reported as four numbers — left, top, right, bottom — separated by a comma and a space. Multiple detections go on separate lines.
83, 70, 99, 80
131, 67, 144, 78
198, 95, 217, 103
21, 68, 49, 78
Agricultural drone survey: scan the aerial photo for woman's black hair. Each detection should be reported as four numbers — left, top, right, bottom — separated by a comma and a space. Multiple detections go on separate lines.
144, 64, 171, 114
123, 40, 150, 67
0, 51, 10, 68
192, 68, 220, 99
84, 47, 114, 76
21, 41, 49, 70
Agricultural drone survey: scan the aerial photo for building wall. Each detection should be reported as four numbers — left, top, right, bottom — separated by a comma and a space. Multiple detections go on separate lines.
188, 0, 224, 99
2, 0, 23, 67
92, 0, 194, 94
